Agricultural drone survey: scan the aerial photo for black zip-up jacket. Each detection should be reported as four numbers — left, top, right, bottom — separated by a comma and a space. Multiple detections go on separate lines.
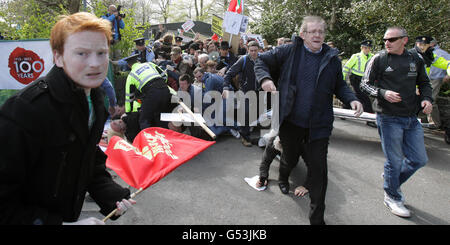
255, 37, 358, 141
0, 66, 130, 224
223, 55, 258, 93
361, 49, 432, 117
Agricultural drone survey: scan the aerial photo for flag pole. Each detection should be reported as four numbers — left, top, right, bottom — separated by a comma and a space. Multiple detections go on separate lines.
177, 99, 216, 139
102, 187, 144, 222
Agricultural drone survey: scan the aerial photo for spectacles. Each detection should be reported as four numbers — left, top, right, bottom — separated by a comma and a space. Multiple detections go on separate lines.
383, 36, 405, 43
306, 30, 325, 36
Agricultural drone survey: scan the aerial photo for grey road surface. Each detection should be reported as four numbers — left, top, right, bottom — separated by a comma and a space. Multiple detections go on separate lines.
81, 119, 450, 225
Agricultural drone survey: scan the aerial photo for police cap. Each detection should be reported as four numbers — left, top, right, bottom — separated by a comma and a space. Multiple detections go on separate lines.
123, 53, 140, 64
175, 36, 183, 42
415, 36, 432, 44
133, 38, 146, 46
360, 39, 373, 47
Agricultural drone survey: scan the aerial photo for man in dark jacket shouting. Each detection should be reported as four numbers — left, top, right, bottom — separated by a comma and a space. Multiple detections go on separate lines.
0, 12, 135, 225
255, 16, 363, 225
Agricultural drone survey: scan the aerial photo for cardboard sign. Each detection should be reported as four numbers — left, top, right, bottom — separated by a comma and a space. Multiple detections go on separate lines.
181, 20, 195, 32
222, 32, 240, 55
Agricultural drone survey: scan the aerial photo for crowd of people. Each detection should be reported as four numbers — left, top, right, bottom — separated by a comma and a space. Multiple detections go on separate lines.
107, 23, 277, 146
0, 8, 449, 225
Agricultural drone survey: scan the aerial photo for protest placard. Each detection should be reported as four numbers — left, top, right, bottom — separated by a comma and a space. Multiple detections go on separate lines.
211, 15, 223, 37
181, 20, 195, 32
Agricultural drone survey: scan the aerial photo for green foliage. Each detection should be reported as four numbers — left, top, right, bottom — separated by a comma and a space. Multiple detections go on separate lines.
341, 0, 450, 53
92, 1, 149, 59
0, 0, 65, 40
439, 82, 450, 97
249, 1, 303, 46
0, 90, 18, 106
110, 9, 150, 58
250, 0, 450, 58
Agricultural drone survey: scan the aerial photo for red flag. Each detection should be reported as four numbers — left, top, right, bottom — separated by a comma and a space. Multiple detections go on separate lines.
228, 0, 243, 14
211, 33, 219, 41
105, 127, 215, 189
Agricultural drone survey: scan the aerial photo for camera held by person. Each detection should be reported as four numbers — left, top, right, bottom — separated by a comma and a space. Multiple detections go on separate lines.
117, 5, 126, 19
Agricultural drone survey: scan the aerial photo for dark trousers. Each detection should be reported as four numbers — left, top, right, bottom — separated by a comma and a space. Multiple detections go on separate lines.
123, 112, 141, 143
259, 136, 307, 180
238, 95, 260, 140
349, 75, 374, 113
259, 136, 281, 179
279, 121, 329, 225
139, 84, 173, 130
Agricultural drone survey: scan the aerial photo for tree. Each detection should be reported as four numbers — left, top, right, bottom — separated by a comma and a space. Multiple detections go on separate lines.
155, 0, 172, 23
248, 1, 303, 46
91, 0, 149, 57
194, 0, 203, 20
341, 0, 450, 51
34, 0, 81, 13
248, 0, 449, 57
0, 0, 66, 40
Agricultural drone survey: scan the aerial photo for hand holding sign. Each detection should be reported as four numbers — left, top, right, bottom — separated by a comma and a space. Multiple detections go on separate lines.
181, 20, 195, 33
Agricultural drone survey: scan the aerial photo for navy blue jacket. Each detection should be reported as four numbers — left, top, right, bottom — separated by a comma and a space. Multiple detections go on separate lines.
255, 37, 358, 141
223, 55, 258, 93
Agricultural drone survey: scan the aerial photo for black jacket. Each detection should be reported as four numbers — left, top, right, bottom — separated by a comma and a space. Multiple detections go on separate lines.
361, 49, 432, 117
0, 66, 130, 224
217, 52, 238, 71
255, 37, 358, 141
223, 55, 258, 93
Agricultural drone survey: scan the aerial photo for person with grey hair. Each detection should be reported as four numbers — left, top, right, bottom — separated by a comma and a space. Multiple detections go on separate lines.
197, 53, 210, 70
255, 15, 362, 225
361, 26, 432, 218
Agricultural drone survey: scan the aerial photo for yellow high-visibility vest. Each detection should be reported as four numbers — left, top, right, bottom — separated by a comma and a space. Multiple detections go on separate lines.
426, 53, 450, 76
124, 62, 167, 113
343, 51, 374, 80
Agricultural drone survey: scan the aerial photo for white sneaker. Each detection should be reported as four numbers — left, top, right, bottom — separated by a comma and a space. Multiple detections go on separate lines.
230, 129, 240, 139
381, 173, 405, 203
258, 137, 266, 148
384, 192, 411, 218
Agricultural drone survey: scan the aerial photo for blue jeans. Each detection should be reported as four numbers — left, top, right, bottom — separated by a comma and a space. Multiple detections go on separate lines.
206, 98, 239, 137
377, 114, 428, 201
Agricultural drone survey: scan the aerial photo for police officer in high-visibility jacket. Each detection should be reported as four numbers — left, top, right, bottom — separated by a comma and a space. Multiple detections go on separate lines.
412, 36, 450, 76
124, 54, 176, 131
343, 40, 376, 127
411, 36, 450, 137
124, 55, 142, 114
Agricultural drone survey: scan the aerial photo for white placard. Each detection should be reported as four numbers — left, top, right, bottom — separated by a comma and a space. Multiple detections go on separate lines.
239, 15, 249, 33
160, 113, 206, 123
223, 11, 243, 35
333, 108, 376, 121
245, 34, 265, 48
181, 20, 195, 32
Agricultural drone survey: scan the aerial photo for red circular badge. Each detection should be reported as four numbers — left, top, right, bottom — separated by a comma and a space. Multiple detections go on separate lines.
8, 47, 45, 85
